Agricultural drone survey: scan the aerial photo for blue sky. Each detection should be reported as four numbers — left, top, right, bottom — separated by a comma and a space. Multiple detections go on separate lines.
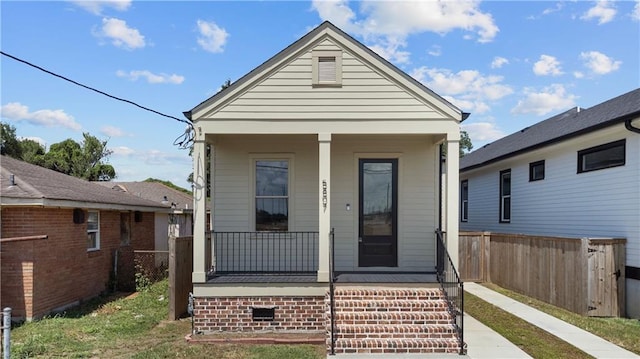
2, 1, 638, 190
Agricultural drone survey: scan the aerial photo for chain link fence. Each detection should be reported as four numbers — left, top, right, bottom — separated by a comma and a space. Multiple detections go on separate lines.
133, 250, 169, 291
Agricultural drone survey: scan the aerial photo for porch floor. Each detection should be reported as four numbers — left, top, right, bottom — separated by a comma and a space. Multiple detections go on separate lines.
206, 272, 437, 284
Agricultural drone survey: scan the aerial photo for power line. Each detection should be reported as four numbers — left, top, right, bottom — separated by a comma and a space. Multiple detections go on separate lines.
1, 50, 194, 148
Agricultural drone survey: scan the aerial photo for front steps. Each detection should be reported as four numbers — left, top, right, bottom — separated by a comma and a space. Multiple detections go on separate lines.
326, 288, 462, 355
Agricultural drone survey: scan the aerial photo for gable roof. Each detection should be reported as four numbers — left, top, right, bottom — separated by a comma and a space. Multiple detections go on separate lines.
95, 181, 193, 212
461, 88, 640, 172
185, 21, 466, 122
0, 155, 167, 211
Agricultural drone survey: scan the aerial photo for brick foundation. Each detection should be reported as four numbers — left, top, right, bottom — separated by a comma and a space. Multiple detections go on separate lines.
194, 296, 326, 333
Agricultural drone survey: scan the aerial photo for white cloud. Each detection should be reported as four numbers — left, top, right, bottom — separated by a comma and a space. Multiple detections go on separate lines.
533, 55, 563, 76
581, 0, 616, 24
196, 20, 229, 53
71, 0, 131, 15
511, 84, 577, 116
411, 67, 513, 114
116, 70, 184, 84
0, 102, 81, 130
112, 146, 135, 156
311, 0, 498, 63
368, 37, 411, 64
573, 71, 585, 79
96, 17, 145, 50
580, 51, 621, 75
633, 0, 640, 21
100, 125, 131, 137
491, 56, 509, 69
462, 122, 506, 142
542, 2, 564, 15
428, 45, 442, 57
140, 150, 190, 165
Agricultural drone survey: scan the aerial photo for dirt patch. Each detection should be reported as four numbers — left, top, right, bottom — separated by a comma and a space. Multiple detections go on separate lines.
187, 331, 325, 345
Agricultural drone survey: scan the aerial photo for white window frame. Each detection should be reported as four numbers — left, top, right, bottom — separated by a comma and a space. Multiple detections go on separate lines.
312, 50, 342, 87
87, 210, 100, 251
249, 154, 295, 232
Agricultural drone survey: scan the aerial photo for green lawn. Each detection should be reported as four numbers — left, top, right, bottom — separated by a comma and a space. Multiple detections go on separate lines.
482, 283, 640, 355
9, 280, 324, 359
465, 292, 593, 359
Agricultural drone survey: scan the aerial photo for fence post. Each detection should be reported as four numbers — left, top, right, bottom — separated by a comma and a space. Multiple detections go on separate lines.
3, 307, 11, 359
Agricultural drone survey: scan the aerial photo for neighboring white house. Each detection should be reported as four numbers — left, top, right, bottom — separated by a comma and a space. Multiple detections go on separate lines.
460, 88, 640, 318
184, 21, 467, 355
96, 181, 194, 251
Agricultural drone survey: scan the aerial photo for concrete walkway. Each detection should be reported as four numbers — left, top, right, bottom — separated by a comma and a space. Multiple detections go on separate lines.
465, 282, 639, 359
464, 313, 531, 358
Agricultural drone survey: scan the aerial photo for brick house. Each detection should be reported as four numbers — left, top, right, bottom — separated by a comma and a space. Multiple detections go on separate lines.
0, 155, 168, 320
184, 22, 467, 355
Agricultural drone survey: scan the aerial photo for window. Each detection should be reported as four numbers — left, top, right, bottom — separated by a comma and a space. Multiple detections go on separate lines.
255, 160, 289, 231
460, 180, 468, 222
312, 50, 342, 87
529, 160, 545, 181
499, 170, 511, 223
578, 139, 625, 173
87, 210, 100, 250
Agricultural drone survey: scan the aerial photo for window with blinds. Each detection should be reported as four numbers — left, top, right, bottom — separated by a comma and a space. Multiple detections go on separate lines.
318, 57, 336, 82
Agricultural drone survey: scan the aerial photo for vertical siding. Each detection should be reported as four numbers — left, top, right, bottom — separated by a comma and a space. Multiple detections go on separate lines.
461, 126, 640, 269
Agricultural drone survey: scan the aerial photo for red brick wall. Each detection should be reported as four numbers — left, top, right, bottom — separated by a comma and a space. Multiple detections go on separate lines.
0, 207, 155, 320
194, 296, 326, 333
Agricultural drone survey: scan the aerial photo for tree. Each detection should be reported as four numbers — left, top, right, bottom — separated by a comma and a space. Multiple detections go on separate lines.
19, 138, 46, 165
43, 133, 116, 181
144, 178, 191, 195
460, 130, 473, 157
1, 122, 22, 158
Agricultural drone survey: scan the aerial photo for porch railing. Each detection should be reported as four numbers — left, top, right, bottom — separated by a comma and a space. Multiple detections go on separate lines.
435, 229, 466, 355
212, 232, 319, 274
328, 228, 336, 356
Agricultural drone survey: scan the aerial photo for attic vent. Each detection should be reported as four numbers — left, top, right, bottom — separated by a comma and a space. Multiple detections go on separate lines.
312, 50, 342, 87
318, 57, 336, 82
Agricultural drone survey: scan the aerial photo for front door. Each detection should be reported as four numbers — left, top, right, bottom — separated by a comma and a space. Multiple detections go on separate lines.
358, 159, 398, 267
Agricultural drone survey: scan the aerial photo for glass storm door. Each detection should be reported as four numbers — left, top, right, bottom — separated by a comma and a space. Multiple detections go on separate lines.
358, 159, 398, 267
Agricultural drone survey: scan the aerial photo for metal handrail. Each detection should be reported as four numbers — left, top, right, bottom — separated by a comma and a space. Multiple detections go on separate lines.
212, 231, 319, 274
435, 229, 466, 355
328, 228, 336, 356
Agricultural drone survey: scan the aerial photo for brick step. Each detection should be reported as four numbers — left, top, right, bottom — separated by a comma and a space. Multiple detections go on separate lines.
332, 337, 461, 354
333, 299, 448, 311
334, 324, 456, 338
332, 311, 453, 325
333, 288, 444, 301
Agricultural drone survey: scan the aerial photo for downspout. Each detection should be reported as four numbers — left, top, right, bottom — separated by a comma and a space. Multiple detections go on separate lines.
438, 144, 444, 231
624, 119, 640, 134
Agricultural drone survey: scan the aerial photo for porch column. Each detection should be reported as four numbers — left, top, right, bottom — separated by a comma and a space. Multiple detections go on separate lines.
445, 136, 460, 269
192, 131, 208, 283
317, 133, 331, 282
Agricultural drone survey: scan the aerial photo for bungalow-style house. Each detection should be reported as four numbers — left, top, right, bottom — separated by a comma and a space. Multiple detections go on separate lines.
96, 181, 194, 251
0, 155, 168, 320
184, 22, 467, 354
459, 88, 640, 318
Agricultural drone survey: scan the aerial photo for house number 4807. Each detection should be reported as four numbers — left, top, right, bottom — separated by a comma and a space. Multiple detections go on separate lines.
322, 180, 328, 209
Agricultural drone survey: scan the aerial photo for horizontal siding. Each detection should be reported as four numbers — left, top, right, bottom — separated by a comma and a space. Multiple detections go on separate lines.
331, 135, 438, 272
210, 38, 443, 120
461, 126, 640, 268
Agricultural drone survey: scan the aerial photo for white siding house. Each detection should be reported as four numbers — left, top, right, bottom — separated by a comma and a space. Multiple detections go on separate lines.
460, 88, 640, 318
184, 22, 468, 355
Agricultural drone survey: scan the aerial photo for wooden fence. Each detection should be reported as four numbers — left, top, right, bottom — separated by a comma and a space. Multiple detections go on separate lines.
169, 236, 193, 320
459, 231, 625, 317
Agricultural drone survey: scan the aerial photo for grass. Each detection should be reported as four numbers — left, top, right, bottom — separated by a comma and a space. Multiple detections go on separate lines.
482, 282, 640, 355
9, 280, 324, 359
464, 292, 594, 359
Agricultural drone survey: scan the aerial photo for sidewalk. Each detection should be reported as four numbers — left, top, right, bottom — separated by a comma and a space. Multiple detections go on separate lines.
465, 282, 639, 359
